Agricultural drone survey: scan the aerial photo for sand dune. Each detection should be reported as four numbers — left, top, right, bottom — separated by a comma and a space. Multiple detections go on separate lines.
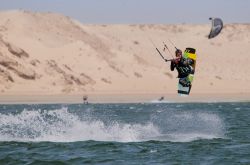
0, 10, 250, 102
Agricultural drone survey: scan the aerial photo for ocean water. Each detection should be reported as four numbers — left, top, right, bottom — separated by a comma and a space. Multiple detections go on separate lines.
0, 102, 250, 164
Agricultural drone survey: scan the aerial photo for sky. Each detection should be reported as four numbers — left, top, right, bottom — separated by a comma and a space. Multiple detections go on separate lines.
0, 0, 249, 24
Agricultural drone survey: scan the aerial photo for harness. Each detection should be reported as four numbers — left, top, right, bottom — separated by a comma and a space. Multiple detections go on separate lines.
176, 58, 193, 78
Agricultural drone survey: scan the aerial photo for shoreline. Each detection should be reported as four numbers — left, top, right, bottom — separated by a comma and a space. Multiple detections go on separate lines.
0, 93, 249, 104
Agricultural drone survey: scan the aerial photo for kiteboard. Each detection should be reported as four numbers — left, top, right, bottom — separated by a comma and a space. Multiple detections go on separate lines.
178, 48, 196, 95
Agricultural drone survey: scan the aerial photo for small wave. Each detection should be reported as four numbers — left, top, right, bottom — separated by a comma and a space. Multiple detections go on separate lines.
151, 133, 223, 142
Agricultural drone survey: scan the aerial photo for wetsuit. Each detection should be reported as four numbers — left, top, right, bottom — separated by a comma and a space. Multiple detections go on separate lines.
170, 57, 194, 87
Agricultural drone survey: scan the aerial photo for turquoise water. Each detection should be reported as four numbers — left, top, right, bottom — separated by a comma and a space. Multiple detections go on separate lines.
0, 102, 250, 164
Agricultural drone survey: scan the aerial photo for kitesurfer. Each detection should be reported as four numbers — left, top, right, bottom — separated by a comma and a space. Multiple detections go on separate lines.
169, 49, 194, 87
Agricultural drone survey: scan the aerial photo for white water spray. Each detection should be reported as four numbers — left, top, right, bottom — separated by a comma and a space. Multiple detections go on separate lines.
0, 108, 225, 143
0, 108, 161, 142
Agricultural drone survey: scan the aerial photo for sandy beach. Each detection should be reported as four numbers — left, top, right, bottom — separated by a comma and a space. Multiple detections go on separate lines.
0, 10, 250, 103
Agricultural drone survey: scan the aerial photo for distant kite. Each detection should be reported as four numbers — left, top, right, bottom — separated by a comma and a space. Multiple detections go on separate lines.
208, 17, 223, 39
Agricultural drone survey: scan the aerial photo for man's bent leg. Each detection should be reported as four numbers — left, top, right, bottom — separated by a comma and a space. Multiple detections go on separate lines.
179, 74, 194, 87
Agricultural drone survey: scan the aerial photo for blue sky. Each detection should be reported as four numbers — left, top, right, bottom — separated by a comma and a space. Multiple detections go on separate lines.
0, 0, 249, 24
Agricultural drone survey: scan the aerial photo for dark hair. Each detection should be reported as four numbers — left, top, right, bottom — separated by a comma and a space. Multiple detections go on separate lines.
175, 49, 182, 55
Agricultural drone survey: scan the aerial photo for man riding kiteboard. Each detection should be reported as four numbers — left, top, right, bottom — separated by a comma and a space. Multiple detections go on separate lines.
150, 39, 196, 95
169, 49, 194, 87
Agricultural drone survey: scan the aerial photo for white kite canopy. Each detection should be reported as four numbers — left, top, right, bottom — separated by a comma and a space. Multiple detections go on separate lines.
208, 17, 223, 39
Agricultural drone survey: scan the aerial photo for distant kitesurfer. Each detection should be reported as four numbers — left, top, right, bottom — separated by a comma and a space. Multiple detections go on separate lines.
83, 95, 88, 104
158, 96, 164, 101
168, 49, 194, 87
